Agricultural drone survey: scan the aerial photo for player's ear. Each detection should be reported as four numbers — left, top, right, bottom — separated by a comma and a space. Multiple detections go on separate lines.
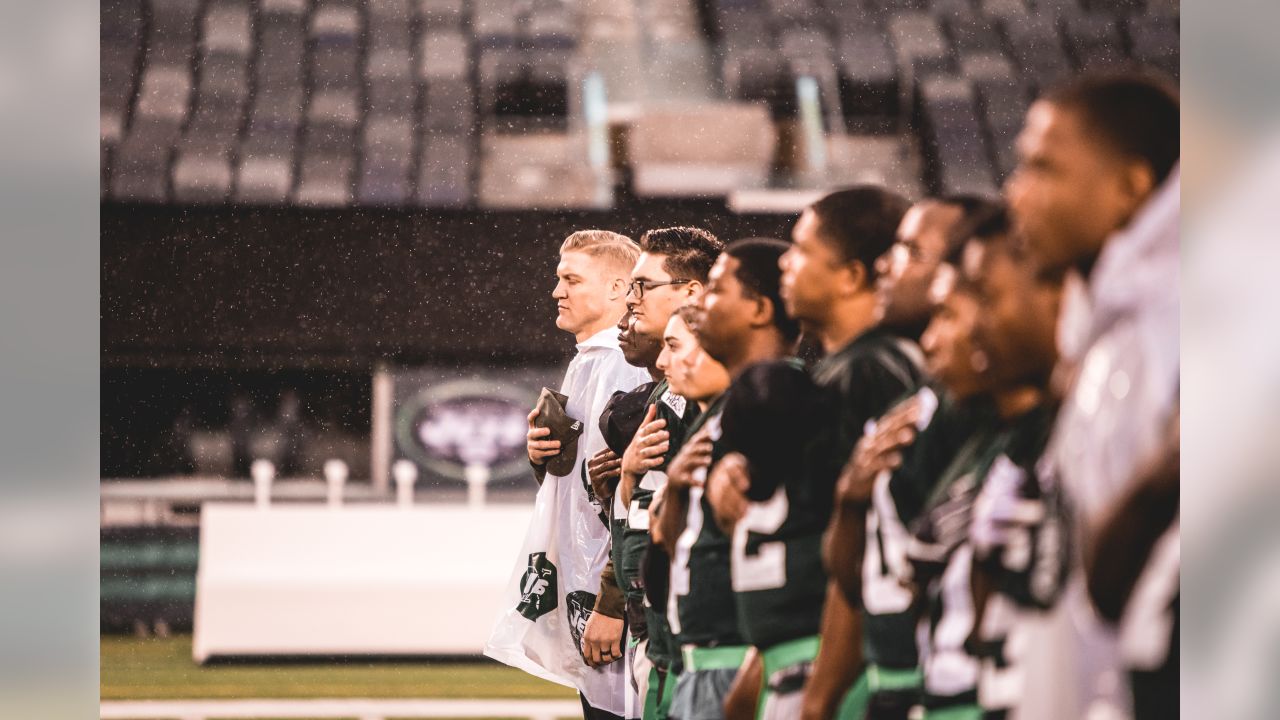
683, 280, 704, 300
1118, 159, 1157, 222
749, 294, 773, 329
608, 275, 628, 302
838, 260, 868, 298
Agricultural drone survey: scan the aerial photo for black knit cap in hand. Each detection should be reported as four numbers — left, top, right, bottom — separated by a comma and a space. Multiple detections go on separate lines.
534, 387, 585, 477
598, 382, 659, 458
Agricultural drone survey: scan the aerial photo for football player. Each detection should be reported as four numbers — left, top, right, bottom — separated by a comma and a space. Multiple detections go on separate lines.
707, 186, 922, 719
656, 239, 800, 720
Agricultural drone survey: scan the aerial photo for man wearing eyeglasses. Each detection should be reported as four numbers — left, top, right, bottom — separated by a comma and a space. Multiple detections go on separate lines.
587, 226, 723, 719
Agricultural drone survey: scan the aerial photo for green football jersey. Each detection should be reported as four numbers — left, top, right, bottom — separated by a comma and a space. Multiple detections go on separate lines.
615, 379, 698, 668
668, 393, 746, 648
616, 380, 699, 603
860, 387, 993, 670
809, 329, 927, 492
726, 332, 925, 650
718, 358, 827, 650
908, 403, 1057, 705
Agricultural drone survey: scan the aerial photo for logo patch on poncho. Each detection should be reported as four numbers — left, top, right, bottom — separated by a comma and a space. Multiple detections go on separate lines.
517, 552, 558, 621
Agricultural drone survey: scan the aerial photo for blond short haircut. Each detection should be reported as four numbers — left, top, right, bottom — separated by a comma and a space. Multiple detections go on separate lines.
560, 230, 641, 276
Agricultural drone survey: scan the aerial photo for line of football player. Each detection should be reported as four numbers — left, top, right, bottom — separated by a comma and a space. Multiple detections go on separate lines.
535, 70, 1178, 720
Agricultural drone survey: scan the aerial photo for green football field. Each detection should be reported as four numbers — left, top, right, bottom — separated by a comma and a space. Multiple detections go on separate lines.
101, 635, 576, 701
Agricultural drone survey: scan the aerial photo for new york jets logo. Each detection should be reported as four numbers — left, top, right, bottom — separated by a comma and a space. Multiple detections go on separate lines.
516, 552, 558, 621
566, 590, 597, 661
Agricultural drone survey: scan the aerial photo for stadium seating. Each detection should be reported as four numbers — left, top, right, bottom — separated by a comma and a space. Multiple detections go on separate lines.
629, 103, 777, 197
100, 0, 1180, 205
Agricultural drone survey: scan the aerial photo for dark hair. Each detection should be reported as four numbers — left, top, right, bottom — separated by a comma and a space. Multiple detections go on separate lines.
938, 194, 1006, 262
725, 238, 802, 343
1042, 71, 1180, 186
806, 185, 910, 282
638, 226, 725, 284
945, 204, 1024, 295
675, 303, 702, 329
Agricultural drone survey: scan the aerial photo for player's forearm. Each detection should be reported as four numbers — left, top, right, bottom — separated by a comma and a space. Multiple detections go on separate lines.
724, 647, 762, 720
802, 582, 864, 720
594, 557, 627, 620
823, 504, 867, 604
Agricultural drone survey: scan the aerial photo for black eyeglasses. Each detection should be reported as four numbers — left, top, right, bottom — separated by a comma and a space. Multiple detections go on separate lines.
628, 279, 691, 300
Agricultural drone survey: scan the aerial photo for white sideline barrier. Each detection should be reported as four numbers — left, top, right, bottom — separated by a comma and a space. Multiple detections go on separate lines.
193, 503, 533, 662
99, 698, 583, 720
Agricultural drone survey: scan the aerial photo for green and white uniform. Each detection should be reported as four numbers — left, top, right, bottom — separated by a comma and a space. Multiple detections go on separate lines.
842, 387, 986, 720
967, 405, 1064, 719
721, 359, 829, 652
782, 331, 924, 720
614, 378, 699, 719
725, 331, 923, 720
906, 404, 1057, 720
666, 393, 750, 720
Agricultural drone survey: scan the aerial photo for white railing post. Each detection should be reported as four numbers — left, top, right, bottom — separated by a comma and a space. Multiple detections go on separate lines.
251, 459, 274, 509
392, 459, 418, 509
324, 459, 348, 509
464, 463, 489, 509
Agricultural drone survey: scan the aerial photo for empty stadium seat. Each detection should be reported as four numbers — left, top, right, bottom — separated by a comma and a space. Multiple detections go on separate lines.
889, 13, 953, 79
975, 78, 1031, 180
417, 135, 473, 206
1062, 13, 1129, 71
295, 152, 355, 206
722, 46, 796, 118
234, 153, 295, 204
714, 7, 772, 51
111, 130, 172, 202
473, 0, 519, 48
628, 103, 776, 197
946, 13, 1004, 54
358, 116, 416, 206
202, 2, 253, 59
979, 0, 1029, 18
369, 77, 420, 116
420, 31, 471, 82
837, 32, 899, 133
419, 0, 466, 30
172, 140, 235, 203
918, 75, 997, 195
423, 78, 475, 133
527, 0, 578, 49
260, 0, 306, 15
147, 0, 200, 67
1001, 13, 1072, 90
478, 133, 611, 209
1127, 14, 1180, 79
136, 65, 193, 126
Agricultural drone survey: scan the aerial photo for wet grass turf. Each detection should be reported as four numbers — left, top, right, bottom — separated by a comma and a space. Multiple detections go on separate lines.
101, 635, 576, 701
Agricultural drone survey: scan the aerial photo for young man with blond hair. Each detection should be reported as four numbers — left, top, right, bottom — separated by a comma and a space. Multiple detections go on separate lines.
487, 229, 651, 720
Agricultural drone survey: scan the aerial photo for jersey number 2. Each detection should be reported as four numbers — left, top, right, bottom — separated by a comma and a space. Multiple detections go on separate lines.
732, 486, 788, 592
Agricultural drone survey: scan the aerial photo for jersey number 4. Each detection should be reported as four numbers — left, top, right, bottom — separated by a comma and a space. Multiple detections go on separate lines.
732, 486, 789, 592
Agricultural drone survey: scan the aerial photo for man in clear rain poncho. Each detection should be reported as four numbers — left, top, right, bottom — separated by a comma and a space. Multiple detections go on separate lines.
486, 230, 651, 719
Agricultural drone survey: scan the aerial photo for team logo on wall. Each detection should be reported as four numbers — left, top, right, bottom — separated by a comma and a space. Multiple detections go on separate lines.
395, 378, 536, 484
566, 590, 598, 659
517, 552, 558, 621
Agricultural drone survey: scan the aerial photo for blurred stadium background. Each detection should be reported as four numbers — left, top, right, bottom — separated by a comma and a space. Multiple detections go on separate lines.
99, 0, 1177, 716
